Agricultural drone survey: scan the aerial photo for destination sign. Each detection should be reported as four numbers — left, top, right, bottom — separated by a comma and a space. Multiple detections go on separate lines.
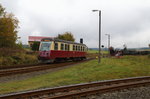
43, 39, 50, 42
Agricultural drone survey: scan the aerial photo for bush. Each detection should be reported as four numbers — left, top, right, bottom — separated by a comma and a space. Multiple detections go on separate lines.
24, 54, 38, 64
0, 48, 24, 57
0, 48, 38, 66
11, 52, 38, 65
0, 57, 3, 66
0, 57, 14, 66
31, 42, 40, 51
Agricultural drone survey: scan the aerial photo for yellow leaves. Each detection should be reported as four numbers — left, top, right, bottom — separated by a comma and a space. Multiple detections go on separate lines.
0, 6, 19, 47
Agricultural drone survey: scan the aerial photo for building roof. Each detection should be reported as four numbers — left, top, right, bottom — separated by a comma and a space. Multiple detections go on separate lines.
28, 36, 54, 42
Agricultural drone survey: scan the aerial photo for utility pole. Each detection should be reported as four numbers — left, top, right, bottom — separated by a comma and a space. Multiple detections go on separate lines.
92, 10, 101, 63
105, 34, 110, 50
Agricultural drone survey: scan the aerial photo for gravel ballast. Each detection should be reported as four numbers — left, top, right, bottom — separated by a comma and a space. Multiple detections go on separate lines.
81, 85, 150, 99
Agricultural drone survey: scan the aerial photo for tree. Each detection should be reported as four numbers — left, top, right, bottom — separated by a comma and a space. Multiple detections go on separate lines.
56, 32, 75, 42
0, 4, 5, 16
31, 42, 40, 51
0, 4, 19, 48
123, 44, 127, 51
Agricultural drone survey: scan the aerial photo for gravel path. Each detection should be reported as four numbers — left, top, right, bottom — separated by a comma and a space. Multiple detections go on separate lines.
81, 85, 150, 99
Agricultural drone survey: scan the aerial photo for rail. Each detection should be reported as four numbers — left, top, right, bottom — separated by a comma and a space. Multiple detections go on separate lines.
0, 76, 150, 99
0, 58, 94, 77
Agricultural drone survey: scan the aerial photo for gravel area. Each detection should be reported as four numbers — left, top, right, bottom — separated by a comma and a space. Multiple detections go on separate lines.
0, 63, 78, 83
81, 85, 150, 99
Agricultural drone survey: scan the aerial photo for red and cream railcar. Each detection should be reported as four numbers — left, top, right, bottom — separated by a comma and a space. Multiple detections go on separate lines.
38, 38, 88, 62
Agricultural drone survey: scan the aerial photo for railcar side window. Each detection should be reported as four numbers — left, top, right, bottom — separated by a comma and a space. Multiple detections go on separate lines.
76, 46, 78, 51
78, 46, 80, 51
61, 44, 64, 50
83, 47, 85, 51
54, 43, 58, 50
76, 46, 77, 51
81, 46, 83, 51
73, 45, 75, 51
68, 45, 70, 51
65, 44, 67, 51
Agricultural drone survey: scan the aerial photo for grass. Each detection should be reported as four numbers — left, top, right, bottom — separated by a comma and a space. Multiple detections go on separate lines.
88, 50, 98, 53
88, 49, 108, 54
87, 50, 109, 58
0, 55, 150, 94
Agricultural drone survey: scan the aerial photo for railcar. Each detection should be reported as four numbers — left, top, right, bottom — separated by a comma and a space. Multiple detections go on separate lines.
38, 38, 88, 63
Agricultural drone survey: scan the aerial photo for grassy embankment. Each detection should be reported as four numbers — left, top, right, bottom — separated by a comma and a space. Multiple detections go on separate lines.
0, 48, 38, 66
0, 55, 150, 94
0, 49, 103, 66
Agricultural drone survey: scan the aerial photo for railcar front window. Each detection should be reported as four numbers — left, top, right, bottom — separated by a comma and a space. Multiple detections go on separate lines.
40, 42, 51, 51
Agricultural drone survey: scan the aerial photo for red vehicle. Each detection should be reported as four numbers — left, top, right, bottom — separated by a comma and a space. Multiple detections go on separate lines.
38, 38, 88, 63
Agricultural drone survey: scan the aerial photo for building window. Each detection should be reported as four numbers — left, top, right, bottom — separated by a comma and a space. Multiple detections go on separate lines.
54, 43, 58, 50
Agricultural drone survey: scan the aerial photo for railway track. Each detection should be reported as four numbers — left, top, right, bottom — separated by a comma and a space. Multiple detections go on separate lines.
0, 58, 93, 77
0, 76, 150, 99
0, 63, 45, 70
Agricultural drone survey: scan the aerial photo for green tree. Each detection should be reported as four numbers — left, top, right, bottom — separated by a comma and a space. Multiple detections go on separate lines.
0, 4, 5, 16
0, 4, 19, 48
57, 32, 75, 42
31, 42, 40, 51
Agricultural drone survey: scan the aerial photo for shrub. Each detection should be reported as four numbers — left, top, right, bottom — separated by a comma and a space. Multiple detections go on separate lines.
12, 52, 38, 65
0, 48, 24, 57
0, 56, 15, 66
0, 57, 3, 66
0, 48, 38, 66
31, 42, 40, 51
24, 54, 38, 64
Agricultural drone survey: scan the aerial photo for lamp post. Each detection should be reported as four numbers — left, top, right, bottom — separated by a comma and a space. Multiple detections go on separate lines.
105, 34, 110, 50
92, 10, 101, 63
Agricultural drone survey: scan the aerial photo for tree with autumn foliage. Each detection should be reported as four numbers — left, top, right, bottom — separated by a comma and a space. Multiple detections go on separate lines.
0, 4, 19, 48
56, 32, 75, 42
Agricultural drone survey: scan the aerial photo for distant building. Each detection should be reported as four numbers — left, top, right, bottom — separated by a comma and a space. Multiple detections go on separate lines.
28, 36, 54, 46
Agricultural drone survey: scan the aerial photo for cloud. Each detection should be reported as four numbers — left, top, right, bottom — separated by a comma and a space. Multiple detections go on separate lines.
1, 0, 150, 48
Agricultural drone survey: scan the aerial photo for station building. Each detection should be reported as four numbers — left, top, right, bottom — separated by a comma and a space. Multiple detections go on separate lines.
28, 36, 54, 47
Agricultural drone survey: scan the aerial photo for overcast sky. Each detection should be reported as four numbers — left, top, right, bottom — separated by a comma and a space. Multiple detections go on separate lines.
1, 0, 150, 48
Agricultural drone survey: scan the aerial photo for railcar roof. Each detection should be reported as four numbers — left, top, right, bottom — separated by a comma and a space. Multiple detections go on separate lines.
41, 38, 87, 46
